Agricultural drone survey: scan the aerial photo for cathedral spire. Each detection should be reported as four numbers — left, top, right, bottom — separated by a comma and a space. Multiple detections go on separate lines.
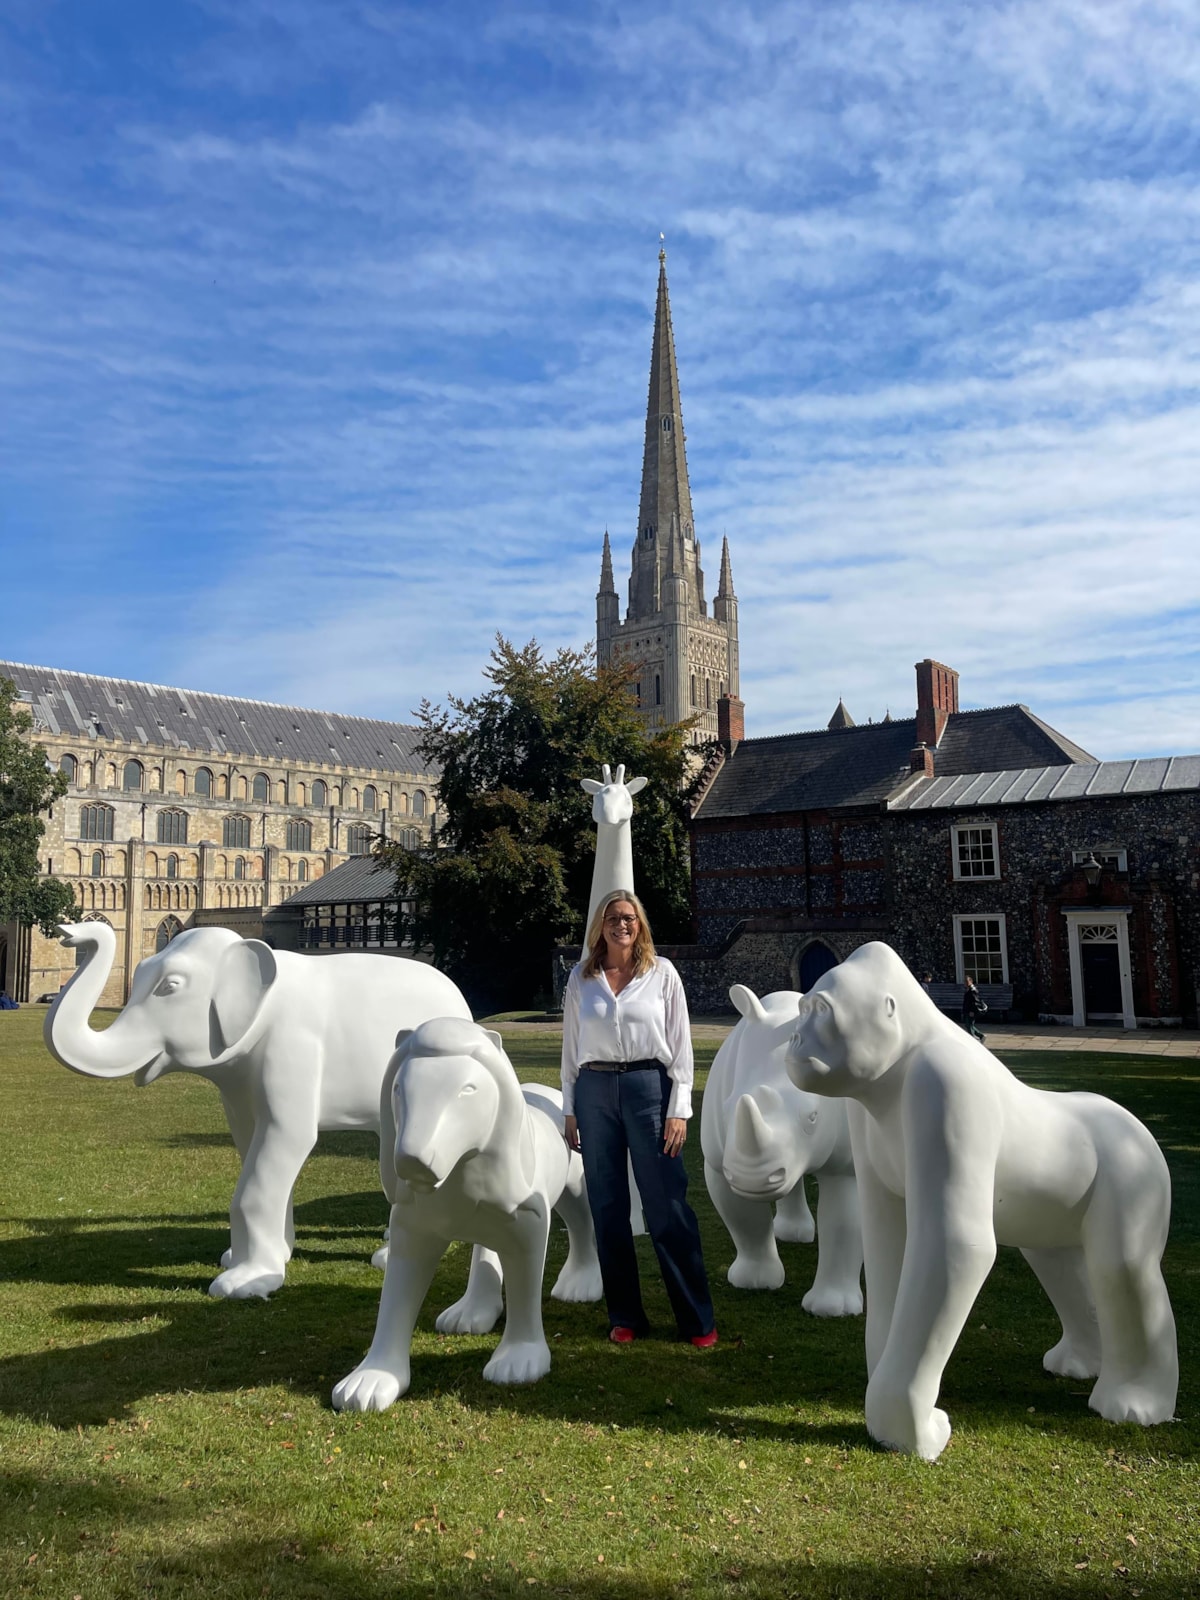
716, 535, 735, 600
599, 529, 616, 594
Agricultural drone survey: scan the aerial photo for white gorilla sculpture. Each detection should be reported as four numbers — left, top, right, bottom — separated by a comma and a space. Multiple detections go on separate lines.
701, 984, 862, 1314
333, 1018, 603, 1411
785, 942, 1178, 1461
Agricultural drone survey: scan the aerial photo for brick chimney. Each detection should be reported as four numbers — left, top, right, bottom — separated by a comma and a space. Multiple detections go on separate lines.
717, 693, 744, 753
909, 741, 935, 777
915, 659, 959, 749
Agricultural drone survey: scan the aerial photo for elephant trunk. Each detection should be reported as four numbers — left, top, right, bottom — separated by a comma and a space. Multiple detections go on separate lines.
44, 923, 154, 1079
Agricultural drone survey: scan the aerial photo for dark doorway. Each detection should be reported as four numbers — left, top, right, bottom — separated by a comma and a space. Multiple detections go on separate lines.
797, 941, 839, 992
1082, 940, 1123, 1018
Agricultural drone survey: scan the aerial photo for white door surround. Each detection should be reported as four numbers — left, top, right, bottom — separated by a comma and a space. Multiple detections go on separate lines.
1062, 907, 1135, 1030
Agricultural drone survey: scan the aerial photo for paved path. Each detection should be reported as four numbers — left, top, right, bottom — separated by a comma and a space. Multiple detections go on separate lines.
491, 1016, 1200, 1058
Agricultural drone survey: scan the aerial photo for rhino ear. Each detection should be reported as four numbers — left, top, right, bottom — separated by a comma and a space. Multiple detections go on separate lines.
730, 983, 769, 1023
211, 940, 277, 1055
580, 778, 603, 795
394, 1026, 415, 1055
483, 1028, 504, 1052
625, 774, 648, 795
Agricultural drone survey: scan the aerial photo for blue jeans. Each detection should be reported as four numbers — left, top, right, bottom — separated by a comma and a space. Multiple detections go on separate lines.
574, 1064, 715, 1339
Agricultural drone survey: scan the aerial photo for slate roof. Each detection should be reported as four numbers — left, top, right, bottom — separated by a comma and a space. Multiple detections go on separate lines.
890, 755, 1200, 810
275, 854, 401, 907
0, 660, 432, 775
694, 706, 1096, 820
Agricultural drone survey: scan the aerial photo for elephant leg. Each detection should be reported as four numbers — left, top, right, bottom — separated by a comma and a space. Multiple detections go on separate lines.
210, 1092, 319, 1300
217, 1085, 257, 1269
705, 1158, 784, 1290
1022, 1245, 1101, 1379
774, 1178, 816, 1244
436, 1246, 505, 1334
333, 1215, 446, 1412
549, 1174, 603, 1303
1081, 1182, 1178, 1426
485, 1201, 553, 1386
802, 1172, 864, 1318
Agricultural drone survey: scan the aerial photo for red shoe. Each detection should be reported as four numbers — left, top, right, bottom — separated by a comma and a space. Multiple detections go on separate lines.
690, 1328, 719, 1349
609, 1326, 636, 1344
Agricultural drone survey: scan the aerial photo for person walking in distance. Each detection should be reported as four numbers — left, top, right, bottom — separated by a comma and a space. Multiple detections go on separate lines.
561, 890, 717, 1348
962, 974, 988, 1041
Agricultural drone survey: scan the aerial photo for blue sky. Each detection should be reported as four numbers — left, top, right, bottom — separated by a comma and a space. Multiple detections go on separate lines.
3, 0, 1199, 758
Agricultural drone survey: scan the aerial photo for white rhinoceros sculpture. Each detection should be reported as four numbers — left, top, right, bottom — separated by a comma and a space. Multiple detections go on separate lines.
701, 984, 863, 1315
333, 1017, 603, 1411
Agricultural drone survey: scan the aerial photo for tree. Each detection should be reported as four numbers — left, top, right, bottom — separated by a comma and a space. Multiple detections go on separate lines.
375, 639, 706, 1012
0, 678, 78, 937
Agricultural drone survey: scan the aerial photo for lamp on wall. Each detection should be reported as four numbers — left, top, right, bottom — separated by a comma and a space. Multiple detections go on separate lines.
1080, 852, 1103, 890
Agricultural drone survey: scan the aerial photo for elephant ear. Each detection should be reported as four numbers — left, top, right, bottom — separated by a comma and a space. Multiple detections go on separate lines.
211, 940, 278, 1056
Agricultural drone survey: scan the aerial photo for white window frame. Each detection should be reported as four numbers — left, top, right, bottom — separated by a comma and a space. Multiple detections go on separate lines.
953, 913, 1009, 986
951, 822, 1000, 881
1072, 845, 1128, 872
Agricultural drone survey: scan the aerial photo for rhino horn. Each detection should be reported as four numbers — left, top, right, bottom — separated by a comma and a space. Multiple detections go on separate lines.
755, 1083, 786, 1118
729, 984, 770, 1024
733, 1094, 773, 1158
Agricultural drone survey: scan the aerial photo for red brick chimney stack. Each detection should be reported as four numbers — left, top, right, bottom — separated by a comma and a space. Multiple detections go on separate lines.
915, 658, 959, 749
909, 742, 935, 776
717, 693, 745, 753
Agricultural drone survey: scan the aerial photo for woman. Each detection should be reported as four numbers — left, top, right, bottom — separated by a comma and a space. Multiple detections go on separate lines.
561, 889, 717, 1348
962, 974, 988, 1042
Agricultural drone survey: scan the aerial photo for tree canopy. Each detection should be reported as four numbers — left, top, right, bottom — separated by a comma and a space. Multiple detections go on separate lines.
375, 639, 707, 1011
0, 678, 78, 936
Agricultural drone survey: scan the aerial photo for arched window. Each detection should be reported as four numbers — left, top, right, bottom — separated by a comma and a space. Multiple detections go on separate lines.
79, 804, 115, 841
194, 767, 213, 797
91, 851, 105, 877
654, 675, 662, 706
346, 824, 372, 855
705, 679, 712, 710
295, 781, 306, 807
286, 819, 312, 852
166, 854, 178, 879
312, 779, 328, 809
397, 791, 409, 814
363, 785, 378, 813
156, 916, 183, 952
234, 856, 246, 881
690, 675, 696, 707
412, 790, 427, 819
217, 774, 229, 799
123, 759, 144, 792
252, 772, 270, 803
157, 809, 188, 845
236, 776, 248, 800
223, 815, 251, 849
297, 858, 309, 882
59, 754, 78, 783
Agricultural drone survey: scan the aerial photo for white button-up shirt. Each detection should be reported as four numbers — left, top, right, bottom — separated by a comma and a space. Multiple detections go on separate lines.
560, 958, 694, 1120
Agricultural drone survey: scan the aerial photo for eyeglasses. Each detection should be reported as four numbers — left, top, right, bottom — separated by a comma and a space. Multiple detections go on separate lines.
603, 915, 638, 929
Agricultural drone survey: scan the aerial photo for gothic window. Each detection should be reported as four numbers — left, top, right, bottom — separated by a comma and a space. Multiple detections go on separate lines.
252, 772, 270, 803
412, 790, 427, 819
662, 417, 672, 432
59, 754, 78, 783
954, 914, 1008, 985
234, 856, 246, 881
296, 781, 306, 806
166, 854, 179, 880
654, 675, 661, 706
363, 785, 378, 813
297, 858, 309, 882
690, 675, 696, 707
91, 851, 105, 877
346, 824, 372, 855
156, 916, 183, 952
193, 767, 213, 797
286, 819, 312, 852
157, 809, 188, 845
80, 804, 114, 841
123, 759, 144, 792
312, 779, 328, 808
705, 679, 712, 709
223, 815, 251, 849
951, 824, 999, 880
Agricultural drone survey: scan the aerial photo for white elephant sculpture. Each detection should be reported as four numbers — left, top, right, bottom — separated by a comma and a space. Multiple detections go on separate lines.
45, 921, 471, 1300
786, 941, 1178, 1461
333, 1017, 602, 1411
701, 984, 862, 1315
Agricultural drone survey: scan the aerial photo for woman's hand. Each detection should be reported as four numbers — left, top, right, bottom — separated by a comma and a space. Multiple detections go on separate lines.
563, 1115, 581, 1153
663, 1117, 687, 1157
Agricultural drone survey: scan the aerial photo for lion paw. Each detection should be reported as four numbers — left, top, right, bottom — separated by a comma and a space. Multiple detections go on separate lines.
208, 1263, 284, 1300
483, 1337, 552, 1386
727, 1253, 785, 1291
332, 1361, 409, 1413
773, 1214, 815, 1245
1089, 1381, 1175, 1426
551, 1264, 604, 1302
801, 1282, 864, 1318
436, 1295, 503, 1335
1043, 1337, 1099, 1380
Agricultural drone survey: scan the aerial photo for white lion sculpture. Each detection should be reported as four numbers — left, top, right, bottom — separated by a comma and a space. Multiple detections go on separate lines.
333, 1018, 603, 1411
785, 941, 1178, 1461
701, 984, 862, 1314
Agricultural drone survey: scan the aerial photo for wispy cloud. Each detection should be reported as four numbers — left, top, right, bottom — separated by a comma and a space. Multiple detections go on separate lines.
1, 0, 1198, 757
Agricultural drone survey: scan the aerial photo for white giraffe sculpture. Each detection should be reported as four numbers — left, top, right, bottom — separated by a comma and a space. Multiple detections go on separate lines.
580, 763, 648, 935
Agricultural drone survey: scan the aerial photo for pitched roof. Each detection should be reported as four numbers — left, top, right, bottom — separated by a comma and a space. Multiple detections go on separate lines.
274, 854, 400, 907
695, 706, 1095, 820
890, 754, 1200, 809
0, 660, 433, 775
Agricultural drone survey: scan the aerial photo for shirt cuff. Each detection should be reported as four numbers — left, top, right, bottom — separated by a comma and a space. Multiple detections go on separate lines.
666, 1082, 692, 1120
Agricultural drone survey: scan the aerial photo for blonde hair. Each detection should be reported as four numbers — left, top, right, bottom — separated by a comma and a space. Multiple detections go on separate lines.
582, 890, 657, 979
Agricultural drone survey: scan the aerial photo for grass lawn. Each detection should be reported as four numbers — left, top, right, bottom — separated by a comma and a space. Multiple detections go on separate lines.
0, 1007, 1197, 1599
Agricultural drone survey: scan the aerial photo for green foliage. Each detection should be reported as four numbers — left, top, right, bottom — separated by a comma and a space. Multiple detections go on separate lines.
0, 676, 77, 936
377, 639, 706, 1008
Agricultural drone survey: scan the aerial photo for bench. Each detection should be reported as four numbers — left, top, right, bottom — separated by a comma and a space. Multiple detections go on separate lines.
925, 982, 1014, 1021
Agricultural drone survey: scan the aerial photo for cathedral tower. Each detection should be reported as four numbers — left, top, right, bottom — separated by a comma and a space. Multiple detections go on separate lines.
596, 248, 741, 742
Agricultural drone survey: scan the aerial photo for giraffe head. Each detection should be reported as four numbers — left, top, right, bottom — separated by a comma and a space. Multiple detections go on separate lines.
580, 762, 648, 825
